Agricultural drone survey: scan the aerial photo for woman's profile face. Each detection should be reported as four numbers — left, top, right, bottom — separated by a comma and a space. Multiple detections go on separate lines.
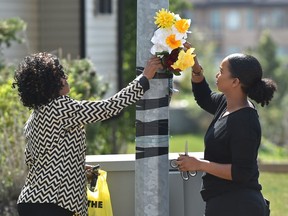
215, 57, 236, 93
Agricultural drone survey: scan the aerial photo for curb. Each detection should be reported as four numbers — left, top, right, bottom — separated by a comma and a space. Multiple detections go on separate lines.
259, 163, 288, 173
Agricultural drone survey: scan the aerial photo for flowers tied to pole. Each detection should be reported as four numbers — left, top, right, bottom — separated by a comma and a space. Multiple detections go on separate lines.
150, 8, 196, 76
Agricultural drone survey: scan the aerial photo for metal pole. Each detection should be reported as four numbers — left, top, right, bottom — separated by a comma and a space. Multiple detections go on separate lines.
184, 180, 189, 216
135, 1, 170, 216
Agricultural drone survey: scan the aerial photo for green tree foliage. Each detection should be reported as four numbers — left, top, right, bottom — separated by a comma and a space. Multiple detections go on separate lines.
0, 18, 28, 210
256, 30, 287, 101
0, 17, 26, 70
169, 0, 192, 12
62, 58, 108, 100
0, 17, 26, 47
246, 30, 288, 147
0, 77, 28, 205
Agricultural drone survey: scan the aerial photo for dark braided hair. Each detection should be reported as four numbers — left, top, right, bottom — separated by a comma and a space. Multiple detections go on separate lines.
227, 53, 277, 107
13, 52, 66, 110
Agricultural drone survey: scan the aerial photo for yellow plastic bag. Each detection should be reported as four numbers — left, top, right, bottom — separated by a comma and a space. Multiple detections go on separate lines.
87, 169, 113, 216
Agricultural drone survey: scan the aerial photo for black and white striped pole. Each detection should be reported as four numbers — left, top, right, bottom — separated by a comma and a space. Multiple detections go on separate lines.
135, 1, 171, 215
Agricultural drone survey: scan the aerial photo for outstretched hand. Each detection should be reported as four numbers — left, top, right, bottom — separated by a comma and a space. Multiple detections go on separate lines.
143, 56, 163, 80
183, 42, 202, 74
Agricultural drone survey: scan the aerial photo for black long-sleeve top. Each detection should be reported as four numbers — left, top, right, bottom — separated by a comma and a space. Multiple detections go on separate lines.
192, 79, 262, 201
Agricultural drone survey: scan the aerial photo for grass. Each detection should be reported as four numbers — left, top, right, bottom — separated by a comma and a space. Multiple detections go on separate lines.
127, 134, 205, 154
128, 134, 288, 163
260, 172, 288, 216
169, 134, 204, 152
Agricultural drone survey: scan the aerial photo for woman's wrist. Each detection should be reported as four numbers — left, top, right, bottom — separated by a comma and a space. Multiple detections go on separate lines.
138, 75, 150, 92
191, 65, 204, 83
198, 159, 210, 172
192, 65, 203, 76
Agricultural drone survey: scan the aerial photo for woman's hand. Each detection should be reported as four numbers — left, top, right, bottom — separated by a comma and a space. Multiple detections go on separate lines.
176, 155, 201, 172
183, 42, 202, 73
143, 56, 163, 80
85, 164, 94, 181
177, 155, 233, 180
183, 41, 193, 51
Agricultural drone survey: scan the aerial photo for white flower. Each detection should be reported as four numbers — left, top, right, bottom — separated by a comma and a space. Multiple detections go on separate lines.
150, 28, 186, 54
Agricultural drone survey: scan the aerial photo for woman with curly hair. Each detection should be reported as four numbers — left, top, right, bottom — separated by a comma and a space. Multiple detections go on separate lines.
176, 44, 276, 216
13, 52, 162, 216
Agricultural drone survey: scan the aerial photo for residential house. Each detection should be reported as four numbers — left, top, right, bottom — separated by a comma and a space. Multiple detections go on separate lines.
0, 0, 121, 95
186, 0, 288, 59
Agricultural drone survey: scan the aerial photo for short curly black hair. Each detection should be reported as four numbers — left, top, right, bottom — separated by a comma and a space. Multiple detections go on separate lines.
12, 52, 66, 110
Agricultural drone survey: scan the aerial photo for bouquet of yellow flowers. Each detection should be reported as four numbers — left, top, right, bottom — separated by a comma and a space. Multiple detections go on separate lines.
150, 8, 196, 76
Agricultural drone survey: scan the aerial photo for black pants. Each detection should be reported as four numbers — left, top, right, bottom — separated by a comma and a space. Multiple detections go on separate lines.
17, 203, 74, 216
204, 189, 270, 216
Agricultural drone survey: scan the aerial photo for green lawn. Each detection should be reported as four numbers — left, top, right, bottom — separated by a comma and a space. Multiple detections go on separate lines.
260, 172, 288, 216
169, 134, 288, 162
127, 134, 205, 154
129, 134, 288, 163
169, 134, 204, 152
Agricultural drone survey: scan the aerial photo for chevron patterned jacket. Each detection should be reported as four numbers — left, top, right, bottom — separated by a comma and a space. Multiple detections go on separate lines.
17, 75, 149, 215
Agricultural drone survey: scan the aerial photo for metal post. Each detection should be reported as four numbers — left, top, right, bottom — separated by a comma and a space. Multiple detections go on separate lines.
184, 181, 189, 216
135, 1, 170, 216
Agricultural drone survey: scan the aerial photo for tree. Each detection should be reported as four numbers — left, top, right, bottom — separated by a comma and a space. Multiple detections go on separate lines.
0, 17, 26, 47
248, 30, 288, 146
0, 18, 26, 70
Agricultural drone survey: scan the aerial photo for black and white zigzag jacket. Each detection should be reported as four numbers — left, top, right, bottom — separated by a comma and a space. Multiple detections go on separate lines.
17, 75, 149, 215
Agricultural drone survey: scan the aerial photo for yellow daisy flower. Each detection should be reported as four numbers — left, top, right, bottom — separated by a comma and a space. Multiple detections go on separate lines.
154, 8, 175, 28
